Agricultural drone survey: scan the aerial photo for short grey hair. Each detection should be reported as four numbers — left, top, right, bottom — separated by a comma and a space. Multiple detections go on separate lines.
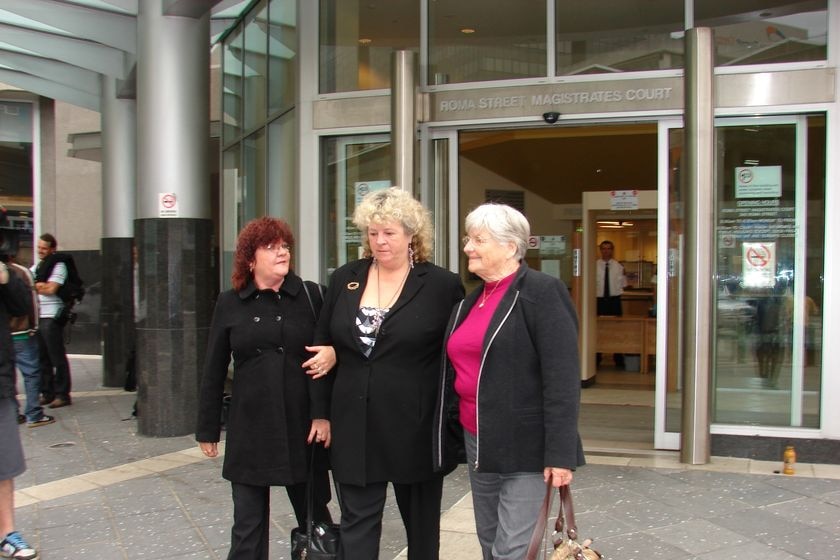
464, 203, 530, 260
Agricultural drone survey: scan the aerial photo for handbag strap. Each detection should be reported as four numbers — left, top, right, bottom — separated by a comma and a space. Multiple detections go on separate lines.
524, 480, 554, 560
525, 481, 580, 560
559, 485, 579, 541
305, 444, 317, 541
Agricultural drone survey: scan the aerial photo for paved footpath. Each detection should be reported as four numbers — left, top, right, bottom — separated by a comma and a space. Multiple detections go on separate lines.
13, 356, 840, 559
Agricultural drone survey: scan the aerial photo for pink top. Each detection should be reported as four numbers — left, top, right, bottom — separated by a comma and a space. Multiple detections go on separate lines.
446, 272, 516, 435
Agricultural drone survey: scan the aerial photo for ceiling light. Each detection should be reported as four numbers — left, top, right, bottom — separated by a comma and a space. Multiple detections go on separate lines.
358, 38, 372, 45
460, 27, 476, 34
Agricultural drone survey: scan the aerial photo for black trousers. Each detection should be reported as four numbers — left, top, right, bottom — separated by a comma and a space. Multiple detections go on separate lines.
228, 472, 332, 560
37, 317, 71, 399
337, 475, 443, 560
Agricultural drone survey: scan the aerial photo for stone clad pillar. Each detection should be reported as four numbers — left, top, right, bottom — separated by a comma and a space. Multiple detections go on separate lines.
100, 76, 136, 388
135, 0, 214, 436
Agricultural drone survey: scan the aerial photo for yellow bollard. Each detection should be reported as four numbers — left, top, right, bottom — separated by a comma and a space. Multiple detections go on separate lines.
782, 445, 796, 475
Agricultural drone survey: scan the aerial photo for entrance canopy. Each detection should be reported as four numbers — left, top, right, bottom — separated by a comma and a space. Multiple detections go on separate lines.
0, 0, 249, 111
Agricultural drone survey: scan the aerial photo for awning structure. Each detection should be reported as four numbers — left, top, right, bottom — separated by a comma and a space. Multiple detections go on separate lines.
0, 0, 250, 111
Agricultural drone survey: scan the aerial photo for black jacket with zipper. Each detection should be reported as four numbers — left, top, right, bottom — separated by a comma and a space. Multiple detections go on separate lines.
434, 262, 585, 474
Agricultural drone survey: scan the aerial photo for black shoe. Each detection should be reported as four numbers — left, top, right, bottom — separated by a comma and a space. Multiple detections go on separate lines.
17, 414, 25, 425
39, 395, 54, 406
27, 415, 56, 428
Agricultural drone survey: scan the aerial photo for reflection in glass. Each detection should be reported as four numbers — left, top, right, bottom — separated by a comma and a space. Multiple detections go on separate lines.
222, 26, 243, 144
430, 0, 546, 84
267, 113, 297, 235
319, 0, 419, 93
243, 1, 268, 131
221, 147, 241, 289
243, 130, 267, 226
696, 0, 827, 66
268, 0, 296, 116
713, 117, 824, 428
321, 136, 392, 274
666, 128, 683, 433
556, 1, 684, 75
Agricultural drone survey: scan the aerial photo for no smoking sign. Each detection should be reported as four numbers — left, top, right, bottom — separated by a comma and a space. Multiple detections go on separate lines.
159, 192, 179, 217
742, 242, 776, 288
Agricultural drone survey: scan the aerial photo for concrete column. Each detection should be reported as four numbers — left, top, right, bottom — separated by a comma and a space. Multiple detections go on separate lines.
391, 50, 416, 191
135, 0, 214, 436
680, 28, 715, 465
100, 76, 136, 387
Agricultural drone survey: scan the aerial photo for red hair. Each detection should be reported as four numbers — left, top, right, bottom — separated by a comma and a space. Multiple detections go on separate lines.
232, 217, 295, 291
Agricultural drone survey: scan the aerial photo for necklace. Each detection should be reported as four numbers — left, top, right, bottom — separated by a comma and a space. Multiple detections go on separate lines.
479, 280, 502, 308
370, 263, 410, 332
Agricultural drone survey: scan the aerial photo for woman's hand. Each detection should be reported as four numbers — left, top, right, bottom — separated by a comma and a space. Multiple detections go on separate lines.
544, 467, 573, 487
307, 419, 331, 447
303, 345, 336, 379
199, 441, 219, 458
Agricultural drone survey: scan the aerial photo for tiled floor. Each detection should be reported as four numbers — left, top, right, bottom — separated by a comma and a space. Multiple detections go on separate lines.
13, 356, 840, 559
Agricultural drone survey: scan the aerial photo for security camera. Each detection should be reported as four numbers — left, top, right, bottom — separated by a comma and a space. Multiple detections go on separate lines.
542, 111, 560, 124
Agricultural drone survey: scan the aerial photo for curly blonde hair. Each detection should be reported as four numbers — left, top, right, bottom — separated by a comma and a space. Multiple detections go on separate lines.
353, 187, 433, 263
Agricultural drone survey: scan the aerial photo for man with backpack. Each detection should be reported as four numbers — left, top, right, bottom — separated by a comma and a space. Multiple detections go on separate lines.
32, 233, 79, 409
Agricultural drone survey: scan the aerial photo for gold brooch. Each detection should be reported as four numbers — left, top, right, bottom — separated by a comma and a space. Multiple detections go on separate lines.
347, 281, 360, 290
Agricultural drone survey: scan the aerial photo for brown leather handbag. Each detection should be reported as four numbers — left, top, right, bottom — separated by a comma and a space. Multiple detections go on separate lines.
525, 482, 602, 560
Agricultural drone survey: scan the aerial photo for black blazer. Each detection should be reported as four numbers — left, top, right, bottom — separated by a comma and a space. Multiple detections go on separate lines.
434, 263, 585, 474
314, 259, 464, 486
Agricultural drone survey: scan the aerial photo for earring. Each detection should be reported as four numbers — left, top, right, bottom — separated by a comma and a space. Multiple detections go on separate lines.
249, 263, 254, 272
408, 245, 415, 269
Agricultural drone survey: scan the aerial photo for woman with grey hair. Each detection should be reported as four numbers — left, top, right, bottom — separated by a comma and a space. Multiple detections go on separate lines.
433, 203, 585, 560
308, 187, 464, 560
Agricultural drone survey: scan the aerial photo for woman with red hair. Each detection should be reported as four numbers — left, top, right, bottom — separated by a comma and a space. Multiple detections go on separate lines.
196, 217, 333, 560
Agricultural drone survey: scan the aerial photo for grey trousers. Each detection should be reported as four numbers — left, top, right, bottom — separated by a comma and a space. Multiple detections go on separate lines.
464, 430, 545, 560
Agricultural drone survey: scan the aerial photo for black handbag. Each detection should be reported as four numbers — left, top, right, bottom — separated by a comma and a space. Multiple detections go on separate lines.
290, 446, 340, 560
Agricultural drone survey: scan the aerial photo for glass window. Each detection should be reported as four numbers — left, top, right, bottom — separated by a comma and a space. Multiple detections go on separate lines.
243, 1, 268, 131
321, 135, 392, 273
268, 0, 296, 115
320, 0, 419, 93
556, 0, 684, 76
222, 26, 243, 144
696, 0, 827, 67
430, 0, 546, 84
243, 130, 268, 223
267, 112, 297, 230
221, 146, 241, 289
712, 116, 824, 428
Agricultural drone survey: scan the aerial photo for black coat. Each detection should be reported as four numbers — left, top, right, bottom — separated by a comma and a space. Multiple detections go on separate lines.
195, 272, 330, 486
0, 272, 30, 398
314, 259, 464, 486
434, 263, 585, 474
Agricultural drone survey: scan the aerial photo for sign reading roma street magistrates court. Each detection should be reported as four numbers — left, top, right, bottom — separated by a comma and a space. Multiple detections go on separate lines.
429, 77, 682, 121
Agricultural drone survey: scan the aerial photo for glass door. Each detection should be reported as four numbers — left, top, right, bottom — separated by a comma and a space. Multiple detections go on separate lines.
657, 118, 684, 449
711, 116, 824, 432
656, 115, 825, 449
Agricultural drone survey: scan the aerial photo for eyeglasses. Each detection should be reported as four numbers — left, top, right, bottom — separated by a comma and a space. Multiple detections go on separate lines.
262, 242, 291, 253
462, 235, 491, 247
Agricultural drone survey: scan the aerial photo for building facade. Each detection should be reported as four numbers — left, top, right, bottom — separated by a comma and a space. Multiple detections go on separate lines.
1, 0, 838, 460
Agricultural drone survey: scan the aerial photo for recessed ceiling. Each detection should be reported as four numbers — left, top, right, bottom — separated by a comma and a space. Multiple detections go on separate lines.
460, 124, 658, 205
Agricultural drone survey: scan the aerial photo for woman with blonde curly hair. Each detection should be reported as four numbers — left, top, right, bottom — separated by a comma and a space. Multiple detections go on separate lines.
306, 187, 464, 560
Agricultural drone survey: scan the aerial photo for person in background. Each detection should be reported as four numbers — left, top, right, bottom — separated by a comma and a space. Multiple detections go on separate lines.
196, 217, 332, 560
0, 257, 41, 559
31, 233, 72, 408
434, 203, 584, 560
307, 187, 464, 560
0, 253, 53, 428
595, 239, 626, 368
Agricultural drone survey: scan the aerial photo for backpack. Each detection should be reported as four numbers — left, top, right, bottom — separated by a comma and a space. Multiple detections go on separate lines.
35, 252, 86, 306
7, 262, 37, 335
